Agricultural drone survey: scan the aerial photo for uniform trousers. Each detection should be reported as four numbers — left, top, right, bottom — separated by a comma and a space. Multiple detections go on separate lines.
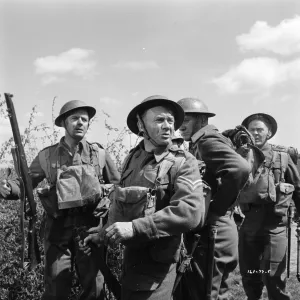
182, 211, 238, 300
42, 214, 105, 300
239, 203, 291, 300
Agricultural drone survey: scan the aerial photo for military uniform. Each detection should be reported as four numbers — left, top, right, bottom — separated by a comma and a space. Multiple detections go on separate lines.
239, 142, 300, 300
114, 141, 205, 300
186, 124, 250, 300
8, 137, 120, 300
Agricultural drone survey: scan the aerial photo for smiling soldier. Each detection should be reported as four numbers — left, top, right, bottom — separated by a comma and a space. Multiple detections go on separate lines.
84, 95, 206, 300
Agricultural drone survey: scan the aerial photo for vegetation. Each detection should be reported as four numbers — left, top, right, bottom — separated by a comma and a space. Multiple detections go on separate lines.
1, 97, 300, 299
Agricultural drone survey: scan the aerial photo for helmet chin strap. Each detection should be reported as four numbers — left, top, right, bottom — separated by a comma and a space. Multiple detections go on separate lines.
137, 114, 161, 148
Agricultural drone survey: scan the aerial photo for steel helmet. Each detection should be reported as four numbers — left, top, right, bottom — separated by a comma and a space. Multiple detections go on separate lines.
54, 100, 96, 127
127, 95, 184, 135
242, 113, 277, 139
177, 97, 215, 117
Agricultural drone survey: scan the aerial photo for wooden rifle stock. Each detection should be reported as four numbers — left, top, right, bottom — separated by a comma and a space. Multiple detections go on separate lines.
5, 93, 41, 269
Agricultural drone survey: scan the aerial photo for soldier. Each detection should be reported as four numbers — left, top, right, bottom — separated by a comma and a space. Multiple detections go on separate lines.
84, 95, 206, 300
177, 97, 250, 300
0, 100, 120, 300
238, 113, 300, 300
171, 131, 184, 148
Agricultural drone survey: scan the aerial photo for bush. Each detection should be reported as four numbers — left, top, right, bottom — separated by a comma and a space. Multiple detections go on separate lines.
0, 97, 132, 299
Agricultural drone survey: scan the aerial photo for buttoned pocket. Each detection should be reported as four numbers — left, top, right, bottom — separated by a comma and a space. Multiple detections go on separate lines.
274, 182, 294, 217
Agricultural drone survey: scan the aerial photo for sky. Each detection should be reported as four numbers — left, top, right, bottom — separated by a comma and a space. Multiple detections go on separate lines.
1, 0, 300, 154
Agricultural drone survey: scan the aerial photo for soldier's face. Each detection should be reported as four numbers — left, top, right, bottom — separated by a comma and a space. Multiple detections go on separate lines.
143, 106, 175, 146
64, 109, 90, 141
248, 120, 271, 148
179, 114, 198, 141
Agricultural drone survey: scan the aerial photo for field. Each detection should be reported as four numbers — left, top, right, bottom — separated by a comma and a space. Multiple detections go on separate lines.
1, 196, 299, 300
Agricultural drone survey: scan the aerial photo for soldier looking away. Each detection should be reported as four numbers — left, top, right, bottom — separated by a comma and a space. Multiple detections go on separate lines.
84, 95, 206, 300
177, 97, 250, 300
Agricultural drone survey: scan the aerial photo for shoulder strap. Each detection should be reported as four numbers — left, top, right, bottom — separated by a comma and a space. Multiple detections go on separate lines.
121, 147, 138, 176
279, 151, 289, 183
90, 143, 106, 180
38, 148, 53, 184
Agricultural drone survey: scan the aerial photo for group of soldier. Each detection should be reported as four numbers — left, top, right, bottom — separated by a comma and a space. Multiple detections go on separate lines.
0, 95, 299, 300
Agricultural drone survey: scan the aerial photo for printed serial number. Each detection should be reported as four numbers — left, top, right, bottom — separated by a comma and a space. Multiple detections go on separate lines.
247, 269, 270, 274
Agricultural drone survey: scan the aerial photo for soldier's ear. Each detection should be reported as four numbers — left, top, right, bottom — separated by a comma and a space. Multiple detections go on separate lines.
137, 115, 145, 133
267, 130, 272, 139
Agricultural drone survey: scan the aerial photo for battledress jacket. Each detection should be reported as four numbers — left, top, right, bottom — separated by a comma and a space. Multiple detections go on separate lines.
119, 141, 205, 290
7, 137, 120, 199
262, 142, 300, 212
190, 124, 250, 216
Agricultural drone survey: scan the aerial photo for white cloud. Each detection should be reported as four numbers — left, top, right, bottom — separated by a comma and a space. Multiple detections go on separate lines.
237, 16, 300, 56
212, 57, 300, 93
99, 97, 121, 106
34, 48, 97, 84
112, 60, 160, 71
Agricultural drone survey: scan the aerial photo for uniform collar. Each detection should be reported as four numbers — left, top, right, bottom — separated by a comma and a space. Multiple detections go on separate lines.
137, 140, 175, 163
57, 137, 89, 156
191, 124, 218, 143
260, 142, 271, 152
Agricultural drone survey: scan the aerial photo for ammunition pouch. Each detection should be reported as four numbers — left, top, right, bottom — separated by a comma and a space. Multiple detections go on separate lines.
274, 182, 294, 217
108, 185, 156, 225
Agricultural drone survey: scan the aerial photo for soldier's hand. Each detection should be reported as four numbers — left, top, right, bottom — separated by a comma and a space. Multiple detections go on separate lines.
0, 180, 11, 198
83, 227, 104, 248
104, 222, 134, 246
78, 240, 92, 256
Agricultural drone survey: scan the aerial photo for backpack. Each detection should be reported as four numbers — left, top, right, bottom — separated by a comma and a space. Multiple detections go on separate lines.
238, 146, 294, 216
271, 144, 298, 166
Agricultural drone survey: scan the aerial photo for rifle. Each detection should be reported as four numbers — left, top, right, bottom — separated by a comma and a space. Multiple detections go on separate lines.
287, 205, 292, 278
172, 233, 201, 295
4, 93, 41, 269
297, 222, 300, 282
206, 224, 218, 300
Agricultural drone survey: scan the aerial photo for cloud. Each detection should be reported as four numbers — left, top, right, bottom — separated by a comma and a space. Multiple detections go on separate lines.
237, 16, 300, 56
34, 48, 97, 84
99, 97, 121, 106
212, 57, 300, 93
112, 60, 160, 71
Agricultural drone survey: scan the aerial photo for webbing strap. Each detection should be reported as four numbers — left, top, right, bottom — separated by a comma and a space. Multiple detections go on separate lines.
280, 151, 289, 182
38, 148, 53, 184
155, 153, 176, 188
